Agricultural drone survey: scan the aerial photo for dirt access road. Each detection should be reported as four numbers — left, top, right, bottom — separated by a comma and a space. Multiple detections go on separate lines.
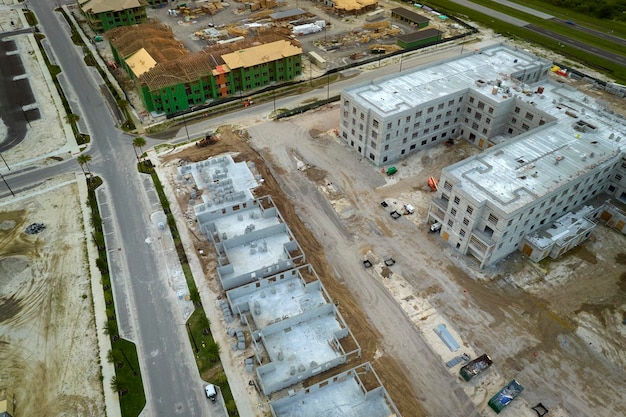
164, 100, 625, 416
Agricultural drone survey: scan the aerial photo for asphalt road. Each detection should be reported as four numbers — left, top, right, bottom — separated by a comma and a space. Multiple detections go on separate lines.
24, 2, 216, 416
549, 18, 626, 47
525, 24, 626, 66
448, 0, 626, 67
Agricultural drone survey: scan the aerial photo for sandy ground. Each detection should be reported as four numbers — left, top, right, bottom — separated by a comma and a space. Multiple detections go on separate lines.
0, 174, 105, 416
157, 95, 625, 417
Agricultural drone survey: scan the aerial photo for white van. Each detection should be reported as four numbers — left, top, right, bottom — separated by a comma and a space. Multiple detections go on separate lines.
205, 384, 217, 402
430, 222, 442, 233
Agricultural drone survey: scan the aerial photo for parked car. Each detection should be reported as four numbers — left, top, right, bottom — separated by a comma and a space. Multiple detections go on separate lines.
205, 384, 217, 402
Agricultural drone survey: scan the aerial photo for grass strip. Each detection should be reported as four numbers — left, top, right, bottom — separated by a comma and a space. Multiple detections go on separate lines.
87, 177, 146, 417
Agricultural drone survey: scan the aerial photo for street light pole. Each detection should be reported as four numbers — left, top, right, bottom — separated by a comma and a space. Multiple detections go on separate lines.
399, 52, 404, 73
187, 322, 199, 353
20, 106, 32, 128
0, 153, 10, 170
326, 73, 330, 99
0, 172, 15, 197
182, 114, 190, 142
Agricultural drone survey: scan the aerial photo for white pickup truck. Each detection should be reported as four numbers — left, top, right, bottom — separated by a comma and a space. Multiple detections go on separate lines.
205, 384, 217, 402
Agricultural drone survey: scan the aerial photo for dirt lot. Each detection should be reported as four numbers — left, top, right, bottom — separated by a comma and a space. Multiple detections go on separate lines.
158, 98, 625, 416
0, 175, 104, 416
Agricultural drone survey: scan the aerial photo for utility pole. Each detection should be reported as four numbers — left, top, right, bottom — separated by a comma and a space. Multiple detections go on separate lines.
326, 73, 330, 99
21, 106, 31, 128
187, 322, 199, 353
0, 172, 15, 197
0, 153, 10, 170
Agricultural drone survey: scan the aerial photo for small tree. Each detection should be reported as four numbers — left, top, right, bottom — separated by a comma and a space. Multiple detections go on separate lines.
206, 341, 221, 362
110, 375, 128, 396
77, 153, 93, 179
103, 319, 119, 340
133, 136, 146, 162
65, 113, 80, 125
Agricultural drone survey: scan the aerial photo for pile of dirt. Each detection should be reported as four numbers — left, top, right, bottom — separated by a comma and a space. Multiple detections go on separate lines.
162, 126, 426, 416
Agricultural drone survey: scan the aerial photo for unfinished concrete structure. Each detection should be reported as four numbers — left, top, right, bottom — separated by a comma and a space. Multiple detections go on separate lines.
180, 155, 398, 413
179, 160, 306, 291
190, 192, 305, 290
340, 44, 626, 267
269, 362, 400, 417
226, 264, 361, 394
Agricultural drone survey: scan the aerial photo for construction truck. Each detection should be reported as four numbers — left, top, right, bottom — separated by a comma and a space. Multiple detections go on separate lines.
196, 132, 218, 147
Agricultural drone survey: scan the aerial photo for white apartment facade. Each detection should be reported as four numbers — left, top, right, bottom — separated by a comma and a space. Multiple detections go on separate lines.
340, 44, 626, 267
339, 45, 552, 165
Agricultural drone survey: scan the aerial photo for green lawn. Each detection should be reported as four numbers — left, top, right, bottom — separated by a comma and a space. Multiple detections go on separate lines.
111, 338, 146, 417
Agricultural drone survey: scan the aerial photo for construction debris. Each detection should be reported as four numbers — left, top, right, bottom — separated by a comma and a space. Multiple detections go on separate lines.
25, 222, 46, 234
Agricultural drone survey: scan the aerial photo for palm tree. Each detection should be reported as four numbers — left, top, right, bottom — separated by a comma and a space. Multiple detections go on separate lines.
65, 113, 80, 125
77, 153, 93, 179
133, 137, 146, 161
110, 375, 128, 396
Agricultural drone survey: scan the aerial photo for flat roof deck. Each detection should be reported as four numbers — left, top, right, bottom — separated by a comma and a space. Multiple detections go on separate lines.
444, 81, 624, 213
239, 277, 328, 328
179, 154, 258, 213
270, 363, 398, 417
343, 45, 544, 116
212, 207, 281, 240
249, 279, 327, 328
220, 233, 292, 282
259, 309, 345, 390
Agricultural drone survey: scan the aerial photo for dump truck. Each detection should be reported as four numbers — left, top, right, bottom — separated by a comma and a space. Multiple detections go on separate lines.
488, 380, 524, 414
459, 353, 493, 381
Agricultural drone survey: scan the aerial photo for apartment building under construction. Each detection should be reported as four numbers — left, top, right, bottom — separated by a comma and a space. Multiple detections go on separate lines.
106, 23, 302, 115
339, 44, 626, 267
